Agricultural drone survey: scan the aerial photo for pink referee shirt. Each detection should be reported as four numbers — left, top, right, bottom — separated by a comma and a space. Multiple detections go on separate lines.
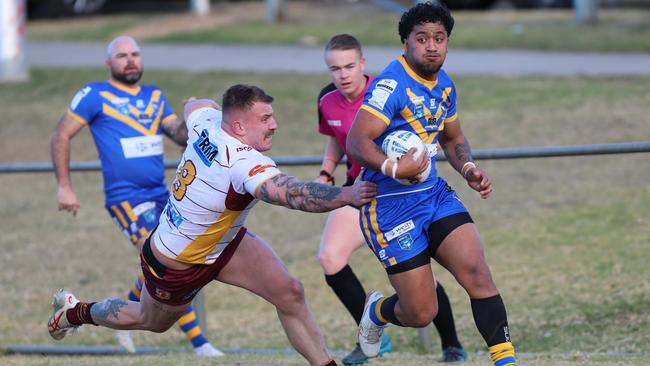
317, 75, 374, 181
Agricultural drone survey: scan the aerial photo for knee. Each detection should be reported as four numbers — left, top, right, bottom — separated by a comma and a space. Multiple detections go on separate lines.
317, 246, 345, 273
460, 260, 497, 294
275, 277, 306, 312
147, 322, 173, 333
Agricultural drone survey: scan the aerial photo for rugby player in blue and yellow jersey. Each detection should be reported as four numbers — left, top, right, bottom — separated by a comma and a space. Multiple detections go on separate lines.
347, 2, 517, 366
50, 36, 222, 357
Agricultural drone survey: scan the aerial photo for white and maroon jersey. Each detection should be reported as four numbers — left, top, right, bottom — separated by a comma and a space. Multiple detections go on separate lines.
154, 107, 281, 264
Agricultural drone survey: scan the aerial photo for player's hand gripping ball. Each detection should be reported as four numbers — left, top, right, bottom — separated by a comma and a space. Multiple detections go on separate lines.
381, 130, 431, 185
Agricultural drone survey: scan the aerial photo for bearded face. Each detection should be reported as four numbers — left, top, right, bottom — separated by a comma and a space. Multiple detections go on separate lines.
106, 38, 143, 85
109, 61, 143, 85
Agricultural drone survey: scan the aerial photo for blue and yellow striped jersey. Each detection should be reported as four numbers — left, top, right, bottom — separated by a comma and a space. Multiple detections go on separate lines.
67, 80, 177, 205
360, 56, 459, 196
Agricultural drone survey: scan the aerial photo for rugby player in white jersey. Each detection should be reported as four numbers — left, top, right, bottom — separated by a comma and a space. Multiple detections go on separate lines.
48, 84, 376, 366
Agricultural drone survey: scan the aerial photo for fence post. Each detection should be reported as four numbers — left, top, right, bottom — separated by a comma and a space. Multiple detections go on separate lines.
190, 0, 210, 16
192, 290, 208, 333
417, 324, 434, 352
574, 0, 598, 25
0, 0, 29, 82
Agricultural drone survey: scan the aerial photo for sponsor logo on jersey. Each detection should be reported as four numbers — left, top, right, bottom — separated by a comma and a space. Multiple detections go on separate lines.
384, 219, 415, 241
192, 129, 218, 166
327, 119, 342, 127
136, 99, 145, 109
430, 98, 436, 109
165, 200, 184, 228
236, 146, 253, 152
248, 164, 275, 177
375, 79, 397, 93
378, 249, 387, 259
368, 88, 390, 110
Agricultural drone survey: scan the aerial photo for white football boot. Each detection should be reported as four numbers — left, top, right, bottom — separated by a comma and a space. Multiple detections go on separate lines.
115, 330, 137, 353
194, 342, 225, 357
358, 291, 387, 357
48, 289, 80, 340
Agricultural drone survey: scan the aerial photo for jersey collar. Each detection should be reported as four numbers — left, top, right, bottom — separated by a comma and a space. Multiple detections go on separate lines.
108, 79, 141, 95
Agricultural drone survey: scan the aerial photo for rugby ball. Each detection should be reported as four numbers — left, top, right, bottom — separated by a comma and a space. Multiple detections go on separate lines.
381, 130, 431, 185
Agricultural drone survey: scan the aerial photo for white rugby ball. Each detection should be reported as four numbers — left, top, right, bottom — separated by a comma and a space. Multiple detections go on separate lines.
381, 130, 431, 185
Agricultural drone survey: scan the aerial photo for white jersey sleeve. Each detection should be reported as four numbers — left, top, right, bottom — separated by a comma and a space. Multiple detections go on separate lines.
230, 152, 281, 196
186, 107, 222, 130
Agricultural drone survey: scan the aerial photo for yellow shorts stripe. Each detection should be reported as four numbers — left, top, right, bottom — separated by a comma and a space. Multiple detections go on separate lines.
120, 201, 138, 222
110, 205, 128, 228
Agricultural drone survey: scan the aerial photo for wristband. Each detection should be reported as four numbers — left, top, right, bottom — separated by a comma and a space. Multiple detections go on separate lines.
461, 161, 476, 178
391, 160, 399, 179
319, 170, 335, 185
380, 158, 390, 176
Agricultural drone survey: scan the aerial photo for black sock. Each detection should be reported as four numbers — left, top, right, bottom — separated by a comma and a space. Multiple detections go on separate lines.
379, 294, 403, 326
471, 294, 511, 346
432, 283, 462, 349
325, 265, 366, 325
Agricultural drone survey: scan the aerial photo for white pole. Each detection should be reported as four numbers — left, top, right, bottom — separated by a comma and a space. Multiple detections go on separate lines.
190, 0, 210, 16
574, 0, 598, 25
266, 0, 286, 24
0, 0, 29, 82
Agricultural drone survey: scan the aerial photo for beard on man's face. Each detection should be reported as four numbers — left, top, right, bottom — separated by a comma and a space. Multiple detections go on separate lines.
413, 60, 442, 78
111, 66, 142, 85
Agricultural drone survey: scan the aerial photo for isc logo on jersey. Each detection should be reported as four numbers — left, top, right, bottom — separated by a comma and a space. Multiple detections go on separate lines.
192, 129, 218, 166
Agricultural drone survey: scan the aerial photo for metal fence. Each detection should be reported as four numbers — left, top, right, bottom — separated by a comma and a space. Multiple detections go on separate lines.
2, 141, 649, 174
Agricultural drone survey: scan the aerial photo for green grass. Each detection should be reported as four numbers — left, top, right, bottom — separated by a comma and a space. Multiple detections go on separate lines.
0, 69, 649, 365
26, 1, 650, 53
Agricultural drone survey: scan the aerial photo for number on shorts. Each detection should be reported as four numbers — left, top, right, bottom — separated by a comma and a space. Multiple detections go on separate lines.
172, 160, 196, 200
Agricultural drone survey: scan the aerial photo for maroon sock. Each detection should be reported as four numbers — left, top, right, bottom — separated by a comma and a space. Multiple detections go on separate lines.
66, 302, 97, 326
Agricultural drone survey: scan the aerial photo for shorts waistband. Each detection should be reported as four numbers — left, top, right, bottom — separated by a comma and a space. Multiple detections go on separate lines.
142, 235, 167, 278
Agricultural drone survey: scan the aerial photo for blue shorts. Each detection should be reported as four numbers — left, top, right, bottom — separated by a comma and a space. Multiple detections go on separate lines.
359, 177, 468, 271
106, 193, 168, 244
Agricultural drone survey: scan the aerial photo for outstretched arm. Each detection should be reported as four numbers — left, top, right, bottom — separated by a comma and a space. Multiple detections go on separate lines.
51, 114, 85, 215
439, 119, 492, 199
254, 173, 375, 212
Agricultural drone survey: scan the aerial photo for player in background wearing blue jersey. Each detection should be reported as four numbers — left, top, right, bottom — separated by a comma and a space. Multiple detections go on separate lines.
50, 36, 223, 357
347, 2, 516, 366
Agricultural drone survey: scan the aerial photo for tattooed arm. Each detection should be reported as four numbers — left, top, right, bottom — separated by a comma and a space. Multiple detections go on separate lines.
439, 119, 492, 199
161, 116, 189, 147
255, 173, 375, 212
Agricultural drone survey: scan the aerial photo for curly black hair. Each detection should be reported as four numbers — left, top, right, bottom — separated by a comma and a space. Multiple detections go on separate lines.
398, 1, 455, 44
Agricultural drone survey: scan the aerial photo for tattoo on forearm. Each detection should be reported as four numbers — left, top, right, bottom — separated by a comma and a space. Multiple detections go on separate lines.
259, 174, 342, 212
90, 298, 129, 321
454, 142, 472, 163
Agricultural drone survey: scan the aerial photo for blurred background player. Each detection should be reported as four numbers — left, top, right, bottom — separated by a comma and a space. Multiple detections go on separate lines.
48, 84, 378, 366
50, 35, 222, 357
346, 2, 516, 366
315, 34, 467, 364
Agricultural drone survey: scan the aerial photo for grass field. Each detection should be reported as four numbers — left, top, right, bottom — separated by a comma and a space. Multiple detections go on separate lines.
26, 1, 650, 52
0, 68, 649, 365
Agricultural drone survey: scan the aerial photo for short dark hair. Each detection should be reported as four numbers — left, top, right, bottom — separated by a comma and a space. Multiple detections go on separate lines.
222, 84, 274, 117
398, 1, 454, 43
324, 33, 362, 54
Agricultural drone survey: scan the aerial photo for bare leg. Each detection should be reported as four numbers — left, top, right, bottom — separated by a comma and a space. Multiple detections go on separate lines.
318, 205, 366, 274
434, 223, 499, 298
90, 285, 190, 333
387, 264, 438, 327
217, 232, 332, 366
